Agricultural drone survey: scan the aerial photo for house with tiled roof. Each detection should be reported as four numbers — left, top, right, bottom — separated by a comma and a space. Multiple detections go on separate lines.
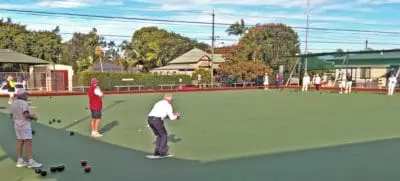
150, 48, 225, 75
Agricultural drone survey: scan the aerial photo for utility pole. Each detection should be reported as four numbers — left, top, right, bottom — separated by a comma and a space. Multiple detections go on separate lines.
304, 0, 310, 73
365, 39, 368, 50
211, 10, 215, 88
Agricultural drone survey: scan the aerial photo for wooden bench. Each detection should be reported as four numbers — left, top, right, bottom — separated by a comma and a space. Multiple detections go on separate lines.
72, 86, 90, 92
159, 84, 178, 90
233, 82, 256, 87
201, 83, 222, 88
114, 85, 144, 91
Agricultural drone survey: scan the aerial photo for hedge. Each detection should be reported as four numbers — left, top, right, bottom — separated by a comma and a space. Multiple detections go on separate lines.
74, 72, 192, 90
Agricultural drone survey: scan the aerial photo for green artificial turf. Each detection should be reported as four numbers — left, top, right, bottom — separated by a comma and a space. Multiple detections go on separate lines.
1, 90, 400, 181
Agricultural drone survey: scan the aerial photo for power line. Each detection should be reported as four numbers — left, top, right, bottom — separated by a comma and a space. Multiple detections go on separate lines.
33, 2, 397, 27
0, 8, 227, 26
61, 32, 400, 46
2, 8, 400, 35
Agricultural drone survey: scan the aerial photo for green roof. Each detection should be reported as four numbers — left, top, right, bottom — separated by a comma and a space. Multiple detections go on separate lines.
0, 49, 49, 64
168, 48, 225, 64
303, 56, 335, 70
292, 49, 400, 69
294, 49, 400, 58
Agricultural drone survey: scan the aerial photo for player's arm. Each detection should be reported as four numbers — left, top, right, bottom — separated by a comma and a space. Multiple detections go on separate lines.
94, 87, 104, 97
166, 105, 179, 120
22, 104, 37, 121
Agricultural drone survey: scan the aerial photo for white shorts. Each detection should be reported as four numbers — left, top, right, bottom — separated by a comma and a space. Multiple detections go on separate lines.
263, 82, 269, 85
340, 81, 346, 88
15, 128, 32, 140
8, 92, 14, 97
346, 81, 352, 87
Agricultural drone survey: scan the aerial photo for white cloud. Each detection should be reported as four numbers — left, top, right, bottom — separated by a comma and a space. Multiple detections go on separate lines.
0, 3, 38, 9
36, 0, 123, 9
357, 0, 400, 4
135, 0, 329, 7
37, 0, 90, 8
316, 2, 374, 13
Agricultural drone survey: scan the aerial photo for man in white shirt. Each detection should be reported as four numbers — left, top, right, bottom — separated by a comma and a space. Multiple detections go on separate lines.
148, 94, 181, 158
10, 88, 42, 168
197, 74, 202, 88
263, 72, 269, 90
314, 74, 321, 91
339, 72, 346, 94
345, 73, 352, 94
302, 73, 310, 92
388, 74, 397, 96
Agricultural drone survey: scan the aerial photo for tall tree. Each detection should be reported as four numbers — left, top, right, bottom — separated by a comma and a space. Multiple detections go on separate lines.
225, 23, 300, 70
226, 19, 248, 37
0, 18, 62, 64
60, 28, 104, 71
95, 45, 104, 72
126, 27, 210, 72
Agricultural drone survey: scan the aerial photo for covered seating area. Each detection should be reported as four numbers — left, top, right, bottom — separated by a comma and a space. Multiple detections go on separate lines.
288, 49, 400, 88
0, 49, 49, 93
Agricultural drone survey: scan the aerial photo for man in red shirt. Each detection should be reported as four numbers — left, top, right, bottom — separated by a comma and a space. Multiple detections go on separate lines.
88, 78, 104, 137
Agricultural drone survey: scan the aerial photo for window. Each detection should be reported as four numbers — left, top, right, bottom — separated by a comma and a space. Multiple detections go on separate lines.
360, 67, 371, 79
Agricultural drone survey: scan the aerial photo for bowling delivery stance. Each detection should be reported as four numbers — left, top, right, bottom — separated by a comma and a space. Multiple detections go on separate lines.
146, 94, 181, 159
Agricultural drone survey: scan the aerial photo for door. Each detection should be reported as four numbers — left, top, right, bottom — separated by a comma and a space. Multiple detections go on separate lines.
51, 70, 68, 91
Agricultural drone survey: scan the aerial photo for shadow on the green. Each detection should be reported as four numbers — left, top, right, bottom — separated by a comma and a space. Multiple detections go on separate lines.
62, 100, 126, 130
99, 121, 119, 135
1, 112, 400, 181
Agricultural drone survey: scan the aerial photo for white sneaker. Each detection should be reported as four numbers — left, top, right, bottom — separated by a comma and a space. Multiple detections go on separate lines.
28, 159, 43, 168
16, 159, 28, 168
91, 132, 103, 138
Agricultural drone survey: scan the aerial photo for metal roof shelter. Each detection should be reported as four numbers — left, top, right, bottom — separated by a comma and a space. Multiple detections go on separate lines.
168, 48, 225, 64
294, 49, 400, 70
0, 49, 49, 64
286, 49, 400, 85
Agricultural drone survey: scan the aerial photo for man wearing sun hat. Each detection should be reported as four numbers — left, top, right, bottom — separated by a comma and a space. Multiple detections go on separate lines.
88, 78, 104, 137
10, 88, 43, 168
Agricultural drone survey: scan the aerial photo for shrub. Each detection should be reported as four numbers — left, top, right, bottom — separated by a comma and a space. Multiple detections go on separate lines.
74, 72, 191, 90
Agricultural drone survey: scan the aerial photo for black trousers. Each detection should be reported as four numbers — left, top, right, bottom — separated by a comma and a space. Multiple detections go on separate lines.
148, 116, 168, 155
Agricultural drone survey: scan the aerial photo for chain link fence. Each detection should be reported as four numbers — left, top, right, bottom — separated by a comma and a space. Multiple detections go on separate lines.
0, 69, 395, 93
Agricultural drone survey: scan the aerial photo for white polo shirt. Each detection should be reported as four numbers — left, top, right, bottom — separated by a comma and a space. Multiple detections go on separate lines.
315, 77, 321, 84
389, 76, 397, 84
303, 76, 310, 84
148, 100, 177, 120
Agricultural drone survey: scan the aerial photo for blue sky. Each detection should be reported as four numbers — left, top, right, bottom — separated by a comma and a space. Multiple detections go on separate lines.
1, 0, 400, 53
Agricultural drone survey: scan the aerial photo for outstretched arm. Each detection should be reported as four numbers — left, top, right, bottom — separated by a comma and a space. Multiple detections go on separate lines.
167, 105, 179, 120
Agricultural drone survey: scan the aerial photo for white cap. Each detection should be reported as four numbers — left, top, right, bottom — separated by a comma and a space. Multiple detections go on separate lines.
16, 88, 28, 95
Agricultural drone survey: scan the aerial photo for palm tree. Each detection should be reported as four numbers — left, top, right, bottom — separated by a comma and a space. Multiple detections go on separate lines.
95, 45, 104, 72
226, 19, 248, 37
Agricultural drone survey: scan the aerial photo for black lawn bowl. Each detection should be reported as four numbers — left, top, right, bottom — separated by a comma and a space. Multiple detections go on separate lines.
56, 164, 65, 172
40, 171, 47, 177
50, 166, 57, 173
